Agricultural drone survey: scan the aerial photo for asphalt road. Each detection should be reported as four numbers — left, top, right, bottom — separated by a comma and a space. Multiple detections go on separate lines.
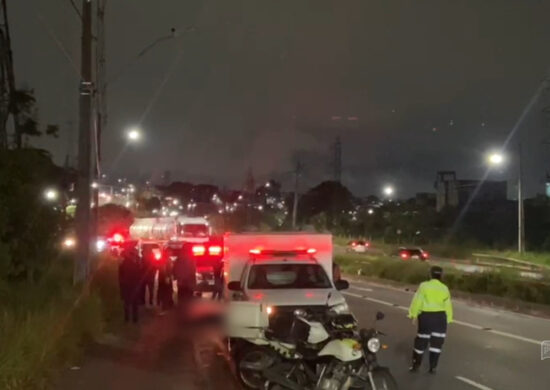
56, 302, 239, 390
344, 279, 550, 390
56, 283, 550, 390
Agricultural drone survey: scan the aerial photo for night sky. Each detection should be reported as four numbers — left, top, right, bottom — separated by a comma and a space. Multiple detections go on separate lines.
9, 0, 550, 197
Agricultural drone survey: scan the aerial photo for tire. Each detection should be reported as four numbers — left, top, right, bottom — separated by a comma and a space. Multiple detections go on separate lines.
368, 367, 398, 390
236, 345, 276, 390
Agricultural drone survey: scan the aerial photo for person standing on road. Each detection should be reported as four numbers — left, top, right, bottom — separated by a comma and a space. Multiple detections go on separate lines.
172, 244, 196, 305
141, 246, 159, 307
408, 266, 453, 374
119, 241, 142, 323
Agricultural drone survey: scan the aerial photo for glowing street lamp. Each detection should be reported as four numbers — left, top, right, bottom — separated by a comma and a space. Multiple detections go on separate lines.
383, 185, 394, 197
487, 152, 504, 166
44, 188, 59, 202
127, 128, 142, 142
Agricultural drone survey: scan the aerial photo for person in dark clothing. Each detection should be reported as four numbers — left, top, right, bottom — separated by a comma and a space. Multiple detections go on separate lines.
141, 245, 160, 306
172, 244, 196, 305
157, 259, 174, 310
211, 260, 224, 301
119, 241, 142, 323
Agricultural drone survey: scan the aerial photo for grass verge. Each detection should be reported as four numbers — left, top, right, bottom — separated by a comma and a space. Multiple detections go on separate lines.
336, 254, 550, 305
0, 255, 120, 390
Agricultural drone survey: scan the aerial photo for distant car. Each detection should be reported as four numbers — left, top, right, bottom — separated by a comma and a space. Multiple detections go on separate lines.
347, 240, 370, 253
396, 247, 429, 261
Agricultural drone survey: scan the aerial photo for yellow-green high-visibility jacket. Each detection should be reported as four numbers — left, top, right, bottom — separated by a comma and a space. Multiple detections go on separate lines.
408, 279, 453, 323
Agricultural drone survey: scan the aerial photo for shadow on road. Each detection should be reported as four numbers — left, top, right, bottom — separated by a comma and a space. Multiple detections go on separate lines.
56, 301, 239, 390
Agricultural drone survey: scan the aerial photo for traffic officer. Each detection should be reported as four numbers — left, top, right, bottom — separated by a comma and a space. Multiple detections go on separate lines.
408, 266, 453, 374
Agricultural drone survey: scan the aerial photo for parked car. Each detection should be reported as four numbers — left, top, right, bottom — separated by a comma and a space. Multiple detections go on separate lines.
347, 240, 370, 253
396, 247, 429, 261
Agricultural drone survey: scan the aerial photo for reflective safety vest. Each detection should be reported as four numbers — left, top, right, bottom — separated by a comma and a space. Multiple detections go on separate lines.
408, 279, 453, 323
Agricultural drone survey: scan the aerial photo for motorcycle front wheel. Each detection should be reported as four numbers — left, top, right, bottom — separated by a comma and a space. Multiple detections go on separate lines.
367, 367, 398, 390
237, 346, 276, 390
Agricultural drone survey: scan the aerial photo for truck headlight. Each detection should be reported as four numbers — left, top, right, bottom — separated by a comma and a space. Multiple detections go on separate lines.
330, 302, 350, 314
367, 337, 380, 353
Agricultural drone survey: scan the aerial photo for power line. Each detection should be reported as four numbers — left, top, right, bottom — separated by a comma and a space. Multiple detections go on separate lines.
66, 0, 82, 20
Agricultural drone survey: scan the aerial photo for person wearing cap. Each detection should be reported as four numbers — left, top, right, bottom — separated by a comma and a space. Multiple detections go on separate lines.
408, 266, 453, 374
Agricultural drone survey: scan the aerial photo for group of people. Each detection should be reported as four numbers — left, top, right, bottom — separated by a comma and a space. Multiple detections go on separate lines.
118, 241, 222, 323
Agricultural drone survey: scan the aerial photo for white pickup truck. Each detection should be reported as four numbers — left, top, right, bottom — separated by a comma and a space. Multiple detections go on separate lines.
223, 233, 350, 325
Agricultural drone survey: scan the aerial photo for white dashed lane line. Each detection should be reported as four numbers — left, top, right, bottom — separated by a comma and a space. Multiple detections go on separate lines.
455, 375, 494, 390
343, 291, 542, 346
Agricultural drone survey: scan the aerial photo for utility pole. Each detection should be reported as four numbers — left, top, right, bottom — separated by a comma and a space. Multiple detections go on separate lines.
91, 0, 107, 246
518, 142, 525, 253
0, 0, 19, 148
292, 159, 302, 229
74, 0, 93, 283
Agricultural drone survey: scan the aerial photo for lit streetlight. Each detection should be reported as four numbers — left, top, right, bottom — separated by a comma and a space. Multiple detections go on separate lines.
383, 185, 394, 197
44, 188, 59, 202
127, 128, 142, 142
486, 148, 524, 253
487, 152, 504, 166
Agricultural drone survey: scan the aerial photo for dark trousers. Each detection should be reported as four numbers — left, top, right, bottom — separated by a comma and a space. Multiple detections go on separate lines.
412, 311, 447, 369
177, 283, 193, 304
144, 272, 156, 305
124, 300, 139, 323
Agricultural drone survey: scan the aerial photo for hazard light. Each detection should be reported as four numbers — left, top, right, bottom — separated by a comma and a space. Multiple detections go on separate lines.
208, 245, 222, 256
192, 245, 206, 256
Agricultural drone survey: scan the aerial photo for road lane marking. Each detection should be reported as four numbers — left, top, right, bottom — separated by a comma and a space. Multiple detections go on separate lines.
455, 376, 494, 390
352, 286, 373, 292
343, 292, 542, 345
486, 328, 541, 346
343, 292, 363, 298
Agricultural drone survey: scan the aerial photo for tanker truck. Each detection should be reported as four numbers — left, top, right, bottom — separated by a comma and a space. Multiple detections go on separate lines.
129, 216, 222, 295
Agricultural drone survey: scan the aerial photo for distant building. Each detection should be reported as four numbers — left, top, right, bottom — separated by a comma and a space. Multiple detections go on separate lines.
415, 192, 436, 208
435, 171, 507, 212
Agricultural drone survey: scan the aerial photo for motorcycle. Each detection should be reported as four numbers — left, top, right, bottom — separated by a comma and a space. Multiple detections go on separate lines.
235, 308, 397, 390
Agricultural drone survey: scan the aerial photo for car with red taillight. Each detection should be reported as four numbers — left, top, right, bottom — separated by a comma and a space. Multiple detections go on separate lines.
396, 247, 429, 261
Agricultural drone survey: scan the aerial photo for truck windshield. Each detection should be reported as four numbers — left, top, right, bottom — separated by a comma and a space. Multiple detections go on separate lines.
179, 224, 208, 237
247, 264, 331, 289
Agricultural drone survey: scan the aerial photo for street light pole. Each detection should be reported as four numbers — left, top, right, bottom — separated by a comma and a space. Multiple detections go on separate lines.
517, 142, 525, 253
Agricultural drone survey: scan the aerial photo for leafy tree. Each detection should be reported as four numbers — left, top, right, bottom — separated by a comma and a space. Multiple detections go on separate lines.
0, 149, 66, 282
299, 181, 354, 229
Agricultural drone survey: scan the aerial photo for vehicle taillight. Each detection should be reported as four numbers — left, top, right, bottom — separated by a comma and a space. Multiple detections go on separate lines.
249, 248, 262, 255
365, 242, 370, 247
351, 241, 357, 247
112, 233, 124, 243
400, 252, 409, 259
153, 249, 162, 261
208, 245, 222, 256
192, 245, 206, 256
306, 248, 317, 254
422, 251, 429, 259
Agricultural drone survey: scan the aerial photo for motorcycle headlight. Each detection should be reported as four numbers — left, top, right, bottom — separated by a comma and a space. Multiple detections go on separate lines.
367, 337, 381, 353
330, 302, 350, 314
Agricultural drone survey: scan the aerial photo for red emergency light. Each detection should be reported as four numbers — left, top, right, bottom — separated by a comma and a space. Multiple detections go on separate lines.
249, 247, 317, 256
